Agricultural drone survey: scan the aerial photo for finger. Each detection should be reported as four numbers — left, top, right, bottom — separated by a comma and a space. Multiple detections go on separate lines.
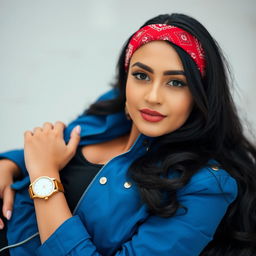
0, 218, 4, 229
33, 126, 43, 134
67, 125, 81, 154
42, 122, 54, 132
24, 130, 33, 139
2, 186, 14, 220
54, 121, 66, 137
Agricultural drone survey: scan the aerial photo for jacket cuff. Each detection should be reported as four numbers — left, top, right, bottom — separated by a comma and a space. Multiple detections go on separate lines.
0, 149, 27, 176
36, 215, 91, 256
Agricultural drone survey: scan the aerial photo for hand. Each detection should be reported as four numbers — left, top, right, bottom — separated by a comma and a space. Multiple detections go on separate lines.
24, 122, 81, 181
0, 159, 20, 229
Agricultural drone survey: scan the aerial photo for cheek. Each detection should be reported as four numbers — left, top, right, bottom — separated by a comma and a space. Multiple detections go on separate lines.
125, 80, 139, 108
125, 81, 132, 101
125, 82, 132, 107
168, 93, 193, 119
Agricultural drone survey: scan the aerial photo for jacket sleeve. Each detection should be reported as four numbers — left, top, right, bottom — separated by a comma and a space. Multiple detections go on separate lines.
0, 149, 27, 176
35, 169, 238, 256
0, 88, 119, 177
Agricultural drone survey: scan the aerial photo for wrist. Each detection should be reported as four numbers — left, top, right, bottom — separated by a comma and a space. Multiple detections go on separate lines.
29, 175, 64, 200
29, 169, 60, 183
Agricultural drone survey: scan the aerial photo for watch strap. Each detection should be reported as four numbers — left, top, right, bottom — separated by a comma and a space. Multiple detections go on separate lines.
53, 178, 64, 193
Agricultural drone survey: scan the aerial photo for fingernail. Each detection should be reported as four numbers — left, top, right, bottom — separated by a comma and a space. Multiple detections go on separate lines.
0, 219, 4, 229
75, 125, 81, 135
6, 210, 12, 220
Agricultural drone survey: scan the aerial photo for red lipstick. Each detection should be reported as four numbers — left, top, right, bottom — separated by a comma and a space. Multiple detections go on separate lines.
140, 108, 166, 122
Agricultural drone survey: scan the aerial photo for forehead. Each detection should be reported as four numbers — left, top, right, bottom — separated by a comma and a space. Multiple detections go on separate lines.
129, 40, 184, 70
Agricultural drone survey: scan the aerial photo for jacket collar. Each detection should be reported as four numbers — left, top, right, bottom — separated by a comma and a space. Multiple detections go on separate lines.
64, 111, 155, 150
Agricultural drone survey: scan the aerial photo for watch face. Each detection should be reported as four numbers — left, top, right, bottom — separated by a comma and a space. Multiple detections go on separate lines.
32, 177, 54, 197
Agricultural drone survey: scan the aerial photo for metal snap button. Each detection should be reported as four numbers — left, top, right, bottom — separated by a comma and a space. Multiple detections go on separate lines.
124, 181, 132, 189
99, 177, 107, 184
211, 166, 219, 171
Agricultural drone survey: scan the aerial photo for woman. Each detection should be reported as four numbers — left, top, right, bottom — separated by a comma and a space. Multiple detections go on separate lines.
0, 13, 256, 255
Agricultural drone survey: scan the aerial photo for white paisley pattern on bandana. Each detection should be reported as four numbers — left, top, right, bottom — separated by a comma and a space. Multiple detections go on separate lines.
125, 24, 206, 76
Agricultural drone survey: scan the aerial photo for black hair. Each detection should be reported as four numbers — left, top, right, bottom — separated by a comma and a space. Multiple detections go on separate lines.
85, 13, 256, 255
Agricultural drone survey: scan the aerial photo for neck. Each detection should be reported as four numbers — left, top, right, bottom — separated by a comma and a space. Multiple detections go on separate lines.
122, 123, 141, 152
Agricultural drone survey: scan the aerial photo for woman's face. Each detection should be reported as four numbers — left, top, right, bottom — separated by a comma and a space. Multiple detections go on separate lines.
125, 40, 194, 137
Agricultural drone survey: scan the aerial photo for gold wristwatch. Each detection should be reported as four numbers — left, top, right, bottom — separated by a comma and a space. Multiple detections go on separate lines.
29, 176, 64, 200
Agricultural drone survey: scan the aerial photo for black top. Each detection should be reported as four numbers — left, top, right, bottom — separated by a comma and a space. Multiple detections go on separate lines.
60, 146, 103, 212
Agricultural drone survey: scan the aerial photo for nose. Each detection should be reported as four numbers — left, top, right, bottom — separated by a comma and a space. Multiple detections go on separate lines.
144, 83, 162, 105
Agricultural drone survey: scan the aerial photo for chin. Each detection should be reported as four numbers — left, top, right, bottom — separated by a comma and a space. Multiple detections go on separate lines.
139, 128, 167, 138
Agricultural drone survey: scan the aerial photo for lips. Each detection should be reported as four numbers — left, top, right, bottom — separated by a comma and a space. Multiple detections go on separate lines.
140, 108, 166, 122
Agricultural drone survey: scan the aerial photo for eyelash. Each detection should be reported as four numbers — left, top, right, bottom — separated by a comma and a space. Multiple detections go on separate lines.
131, 72, 186, 87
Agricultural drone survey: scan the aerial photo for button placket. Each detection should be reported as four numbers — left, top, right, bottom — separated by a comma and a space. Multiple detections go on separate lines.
142, 139, 150, 151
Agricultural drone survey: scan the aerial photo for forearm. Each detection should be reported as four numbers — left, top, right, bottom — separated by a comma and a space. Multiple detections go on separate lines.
23, 121, 80, 244
1, 159, 21, 178
31, 172, 72, 243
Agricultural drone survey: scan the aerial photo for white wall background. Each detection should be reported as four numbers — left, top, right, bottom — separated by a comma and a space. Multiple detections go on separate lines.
0, 0, 255, 151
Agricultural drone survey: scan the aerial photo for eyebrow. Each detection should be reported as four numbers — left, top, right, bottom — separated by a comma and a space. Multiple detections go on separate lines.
131, 62, 185, 76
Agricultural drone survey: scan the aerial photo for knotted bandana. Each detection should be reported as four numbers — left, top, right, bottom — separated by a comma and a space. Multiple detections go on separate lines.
124, 24, 206, 76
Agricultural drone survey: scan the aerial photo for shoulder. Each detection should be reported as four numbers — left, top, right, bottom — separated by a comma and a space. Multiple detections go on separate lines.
177, 160, 238, 204
95, 88, 119, 101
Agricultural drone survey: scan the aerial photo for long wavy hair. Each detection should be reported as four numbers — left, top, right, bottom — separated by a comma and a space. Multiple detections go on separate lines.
85, 13, 256, 255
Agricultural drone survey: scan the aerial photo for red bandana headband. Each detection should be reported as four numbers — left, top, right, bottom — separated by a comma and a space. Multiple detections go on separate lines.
124, 24, 206, 76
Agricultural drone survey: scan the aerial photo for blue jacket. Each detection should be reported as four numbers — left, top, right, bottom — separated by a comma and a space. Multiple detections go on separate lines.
0, 89, 238, 256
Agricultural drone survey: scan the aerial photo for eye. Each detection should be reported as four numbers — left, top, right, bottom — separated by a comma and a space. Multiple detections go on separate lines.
168, 79, 186, 87
132, 72, 150, 81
